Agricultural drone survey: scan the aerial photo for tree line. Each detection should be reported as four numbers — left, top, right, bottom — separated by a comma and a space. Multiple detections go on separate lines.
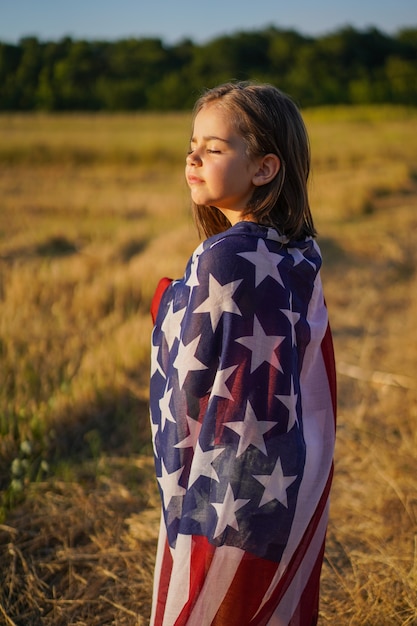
1, 25, 416, 111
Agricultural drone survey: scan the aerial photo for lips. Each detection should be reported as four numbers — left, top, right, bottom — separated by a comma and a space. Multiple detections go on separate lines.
187, 174, 203, 185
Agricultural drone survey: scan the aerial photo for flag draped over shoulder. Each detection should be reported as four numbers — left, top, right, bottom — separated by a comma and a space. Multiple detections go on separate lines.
149, 221, 336, 626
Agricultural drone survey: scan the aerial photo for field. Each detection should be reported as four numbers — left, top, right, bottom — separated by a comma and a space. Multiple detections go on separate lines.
0, 107, 416, 625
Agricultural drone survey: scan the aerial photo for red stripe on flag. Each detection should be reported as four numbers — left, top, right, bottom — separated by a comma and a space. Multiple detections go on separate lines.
173, 535, 217, 625
211, 552, 279, 625
153, 538, 173, 626
151, 277, 172, 324
321, 322, 337, 420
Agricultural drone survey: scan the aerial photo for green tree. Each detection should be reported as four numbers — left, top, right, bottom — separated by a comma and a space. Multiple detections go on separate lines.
385, 56, 417, 104
267, 28, 311, 83
0, 42, 21, 109
35, 39, 72, 110
99, 38, 171, 109
0, 26, 416, 110
52, 40, 105, 109
14, 37, 43, 109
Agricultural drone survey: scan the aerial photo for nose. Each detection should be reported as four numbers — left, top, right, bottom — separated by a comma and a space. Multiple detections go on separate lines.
186, 150, 201, 166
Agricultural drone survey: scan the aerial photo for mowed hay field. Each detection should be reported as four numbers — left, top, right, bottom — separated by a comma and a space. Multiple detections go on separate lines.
0, 108, 416, 625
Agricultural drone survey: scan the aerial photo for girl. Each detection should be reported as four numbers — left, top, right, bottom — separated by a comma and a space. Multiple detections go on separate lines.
149, 82, 336, 626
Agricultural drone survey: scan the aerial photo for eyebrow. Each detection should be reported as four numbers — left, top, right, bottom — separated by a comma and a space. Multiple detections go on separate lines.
190, 135, 231, 144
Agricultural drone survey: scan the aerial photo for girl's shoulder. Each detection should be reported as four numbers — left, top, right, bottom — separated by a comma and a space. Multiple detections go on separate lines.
200, 221, 278, 255
180, 222, 322, 304
196, 221, 319, 263
192, 222, 261, 271
184, 221, 322, 290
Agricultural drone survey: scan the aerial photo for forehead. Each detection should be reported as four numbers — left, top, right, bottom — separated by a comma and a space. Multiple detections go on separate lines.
192, 103, 237, 138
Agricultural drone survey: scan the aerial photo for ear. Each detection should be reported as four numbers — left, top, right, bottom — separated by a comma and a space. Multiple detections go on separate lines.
252, 153, 281, 187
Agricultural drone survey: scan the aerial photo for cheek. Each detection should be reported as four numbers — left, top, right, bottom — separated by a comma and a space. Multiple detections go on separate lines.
206, 163, 225, 185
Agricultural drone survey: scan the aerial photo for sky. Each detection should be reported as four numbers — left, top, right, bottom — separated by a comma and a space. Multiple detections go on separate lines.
0, 0, 415, 45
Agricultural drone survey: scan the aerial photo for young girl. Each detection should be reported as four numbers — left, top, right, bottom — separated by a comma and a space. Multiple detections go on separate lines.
149, 82, 336, 626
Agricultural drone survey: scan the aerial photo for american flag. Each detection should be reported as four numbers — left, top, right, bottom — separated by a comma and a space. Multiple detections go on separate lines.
149, 221, 336, 626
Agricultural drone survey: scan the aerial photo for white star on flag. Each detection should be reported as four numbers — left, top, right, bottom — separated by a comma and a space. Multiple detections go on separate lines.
150, 339, 165, 378
224, 400, 278, 456
193, 274, 243, 332
159, 385, 175, 430
238, 239, 285, 287
161, 302, 186, 350
150, 420, 159, 456
254, 457, 297, 508
275, 377, 299, 431
236, 315, 285, 373
288, 246, 316, 269
280, 294, 300, 347
174, 415, 202, 450
157, 459, 186, 509
187, 441, 225, 487
173, 334, 208, 388
210, 364, 238, 401
211, 484, 250, 538
186, 251, 201, 289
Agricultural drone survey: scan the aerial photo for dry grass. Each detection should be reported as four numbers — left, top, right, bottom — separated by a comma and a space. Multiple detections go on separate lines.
0, 456, 159, 625
0, 108, 417, 625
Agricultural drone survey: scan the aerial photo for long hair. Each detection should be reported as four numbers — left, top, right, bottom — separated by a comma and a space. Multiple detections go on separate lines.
190, 81, 316, 240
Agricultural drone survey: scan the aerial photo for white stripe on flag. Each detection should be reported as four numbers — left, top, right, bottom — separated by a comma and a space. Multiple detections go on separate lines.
150, 510, 167, 626
187, 543, 245, 625
162, 533, 192, 626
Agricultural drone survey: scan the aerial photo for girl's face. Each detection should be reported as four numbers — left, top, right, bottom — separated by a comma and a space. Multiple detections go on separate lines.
185, 103, 261, 225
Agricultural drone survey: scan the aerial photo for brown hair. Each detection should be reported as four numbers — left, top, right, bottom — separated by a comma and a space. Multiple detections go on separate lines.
190, 81, 316, 240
